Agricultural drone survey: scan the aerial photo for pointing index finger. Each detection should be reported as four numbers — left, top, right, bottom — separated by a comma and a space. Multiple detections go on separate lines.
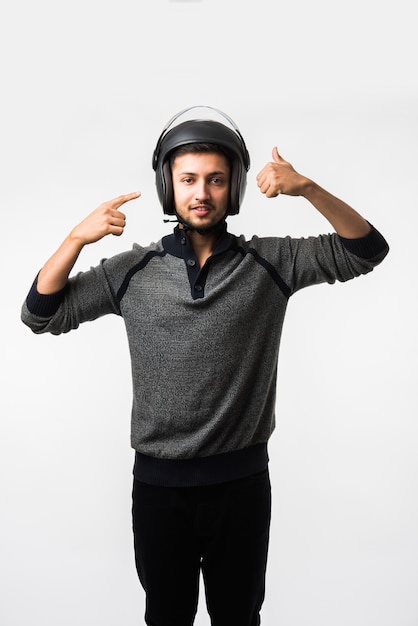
110, 191, 141, 209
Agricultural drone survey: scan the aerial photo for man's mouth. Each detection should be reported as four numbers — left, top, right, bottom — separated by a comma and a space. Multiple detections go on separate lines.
191, 205, 212, 216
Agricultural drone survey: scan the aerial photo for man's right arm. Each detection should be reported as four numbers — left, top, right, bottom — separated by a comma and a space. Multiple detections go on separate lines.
37, 192, 140, 294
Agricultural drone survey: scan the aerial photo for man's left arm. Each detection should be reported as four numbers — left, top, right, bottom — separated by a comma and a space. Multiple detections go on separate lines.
256, 147, 377, 239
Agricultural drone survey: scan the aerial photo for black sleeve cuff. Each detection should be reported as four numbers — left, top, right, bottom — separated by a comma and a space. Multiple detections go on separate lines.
25, 275, 67, 317
338, 224, 389, 260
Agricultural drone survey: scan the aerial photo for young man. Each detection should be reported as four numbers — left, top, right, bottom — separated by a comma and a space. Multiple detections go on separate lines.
21, 107, 389, 626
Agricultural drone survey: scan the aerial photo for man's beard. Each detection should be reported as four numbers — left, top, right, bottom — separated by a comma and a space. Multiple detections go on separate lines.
175, 210, 228, 235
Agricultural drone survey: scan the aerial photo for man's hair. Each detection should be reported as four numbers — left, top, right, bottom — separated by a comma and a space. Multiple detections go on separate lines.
169, 143, 233, 170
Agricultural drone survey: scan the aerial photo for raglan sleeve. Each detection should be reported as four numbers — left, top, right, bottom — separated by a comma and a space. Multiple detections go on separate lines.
21, 257, 123, 335
279, 224, 389, 295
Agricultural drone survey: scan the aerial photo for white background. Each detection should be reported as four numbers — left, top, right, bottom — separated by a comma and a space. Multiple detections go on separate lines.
1, 0, 417, 624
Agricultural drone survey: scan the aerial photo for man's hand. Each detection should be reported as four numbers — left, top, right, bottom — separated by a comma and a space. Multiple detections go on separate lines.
257, 149, 371, 238
256, 147, 310, 198
37, 191, 141, 294
70, 192, 141, 245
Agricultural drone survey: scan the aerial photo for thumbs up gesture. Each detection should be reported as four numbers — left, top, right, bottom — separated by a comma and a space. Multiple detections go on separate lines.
256, 147, 311, 198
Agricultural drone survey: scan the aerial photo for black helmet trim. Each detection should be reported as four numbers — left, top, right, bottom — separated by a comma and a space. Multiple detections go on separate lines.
152, 106, 250, 216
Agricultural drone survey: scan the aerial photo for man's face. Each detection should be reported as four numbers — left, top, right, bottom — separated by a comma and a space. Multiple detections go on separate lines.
171, 151, 230, 232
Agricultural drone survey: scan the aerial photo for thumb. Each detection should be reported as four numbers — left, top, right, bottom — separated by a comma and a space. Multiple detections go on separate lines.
272, 146, 283, 163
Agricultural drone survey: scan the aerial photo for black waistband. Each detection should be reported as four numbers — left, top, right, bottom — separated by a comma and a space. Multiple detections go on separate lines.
133, 443, 269, 487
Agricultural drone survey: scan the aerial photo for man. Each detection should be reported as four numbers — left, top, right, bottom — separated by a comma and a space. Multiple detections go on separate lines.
21, 106, 389, 625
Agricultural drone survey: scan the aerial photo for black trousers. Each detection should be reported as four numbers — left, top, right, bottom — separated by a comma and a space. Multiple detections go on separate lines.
132, 470, 271, 626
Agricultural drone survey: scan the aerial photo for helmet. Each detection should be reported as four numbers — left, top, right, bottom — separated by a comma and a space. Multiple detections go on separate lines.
152, 106, 250, 216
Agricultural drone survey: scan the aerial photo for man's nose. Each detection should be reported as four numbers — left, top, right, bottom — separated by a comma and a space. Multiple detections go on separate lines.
195, 180, 210, 199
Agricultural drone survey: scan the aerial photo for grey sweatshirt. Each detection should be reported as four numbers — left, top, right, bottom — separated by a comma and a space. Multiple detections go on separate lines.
22, 225, 389, 486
